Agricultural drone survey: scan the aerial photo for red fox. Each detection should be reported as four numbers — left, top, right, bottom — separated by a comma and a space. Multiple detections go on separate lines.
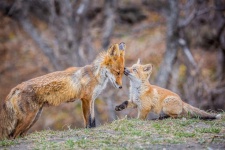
0, 42, 126, 140
115, 59, 221, 120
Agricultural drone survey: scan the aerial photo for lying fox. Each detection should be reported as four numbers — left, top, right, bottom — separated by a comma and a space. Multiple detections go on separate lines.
115, 59, 221, 120
0, 42, 126, 140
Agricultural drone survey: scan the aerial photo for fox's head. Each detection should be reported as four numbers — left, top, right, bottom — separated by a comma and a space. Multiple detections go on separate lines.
101, 42, 126, 89
124, 59, 153, 84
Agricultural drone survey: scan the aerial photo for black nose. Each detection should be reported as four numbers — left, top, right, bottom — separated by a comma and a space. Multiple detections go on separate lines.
119, 86, 122, 89
124, 68, 130, 76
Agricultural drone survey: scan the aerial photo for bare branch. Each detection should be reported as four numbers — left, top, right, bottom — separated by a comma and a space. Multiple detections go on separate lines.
178, 38, 197, 68
179, 7, 212, 28
179, 8, 197, 28
20, 19, 61, 70
212, 87, 225, 95
155, 0, 179, 88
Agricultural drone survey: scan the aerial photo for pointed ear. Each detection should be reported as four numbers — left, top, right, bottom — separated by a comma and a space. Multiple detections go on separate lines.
119, 42, 126, 51
137, 58, 141, 64
143, 64, 153, 72
108, 44, 119, 56
120, 50, 125, 56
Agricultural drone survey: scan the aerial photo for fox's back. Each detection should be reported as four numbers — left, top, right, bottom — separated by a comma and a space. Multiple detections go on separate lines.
6, 68, 80, 106
139, 84, 180, 113
151, 85, 179, 100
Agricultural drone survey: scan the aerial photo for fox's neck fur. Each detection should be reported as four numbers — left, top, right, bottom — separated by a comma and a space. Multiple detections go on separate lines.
130, 80, 150, 106
93, 51, 108, 84
92, 52, 110, 100
71, 52, 109, 100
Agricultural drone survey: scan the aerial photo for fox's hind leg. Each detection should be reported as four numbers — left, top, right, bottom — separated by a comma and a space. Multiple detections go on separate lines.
12, 109, 39, 139
20, 107, 43, 137
162, 97, 183, 118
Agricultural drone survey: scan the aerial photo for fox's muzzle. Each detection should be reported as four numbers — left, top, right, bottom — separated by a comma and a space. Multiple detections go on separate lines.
124, 68, 130, 76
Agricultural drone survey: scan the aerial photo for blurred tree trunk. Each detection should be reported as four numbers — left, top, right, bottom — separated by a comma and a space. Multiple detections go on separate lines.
215, 0, 225, 82
211, 0, 225, 110
49, 0, 79, 68
102, 0, 117, 49
217, 48, 225, 82
155, 0, 179, 88
168, 60, 180, 95
178, 37, 201, 107
49, 0, 91, 67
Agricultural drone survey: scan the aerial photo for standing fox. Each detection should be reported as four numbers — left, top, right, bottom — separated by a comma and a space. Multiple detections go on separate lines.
115, 59, 221, 120
0, 42, 126, 140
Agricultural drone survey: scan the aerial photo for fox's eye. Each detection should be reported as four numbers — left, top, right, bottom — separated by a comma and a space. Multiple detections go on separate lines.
133, 68, 137, 72
114, 70, 120, 75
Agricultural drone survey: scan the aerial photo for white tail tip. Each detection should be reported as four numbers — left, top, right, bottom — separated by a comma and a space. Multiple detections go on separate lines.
216, 114, 221, 119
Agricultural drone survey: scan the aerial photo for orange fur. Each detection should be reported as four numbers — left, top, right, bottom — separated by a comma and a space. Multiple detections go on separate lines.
0, 43, 126, 140
115, 60, 221, 120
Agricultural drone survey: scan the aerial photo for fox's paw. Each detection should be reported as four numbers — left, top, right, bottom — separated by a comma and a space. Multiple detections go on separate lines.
115, 101, 128, 111
115, 103, 127, 111
115, 105, 125, 111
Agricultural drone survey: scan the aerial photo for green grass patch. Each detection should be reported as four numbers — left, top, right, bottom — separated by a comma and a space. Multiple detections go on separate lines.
64, 139, 75, 149
174, 132, 196, 138
196, 127, 221, 133
0, 139, 17, 147
178, 119, 197, 127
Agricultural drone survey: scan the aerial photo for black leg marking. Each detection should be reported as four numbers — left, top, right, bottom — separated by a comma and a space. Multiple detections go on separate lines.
151, 112, 170, 120
158, 114, 170, 120
115, 101, 128, 111
87, 115, 96, 128
158, 111, 170, 120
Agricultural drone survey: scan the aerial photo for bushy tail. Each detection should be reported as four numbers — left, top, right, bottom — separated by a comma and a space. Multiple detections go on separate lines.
0, 96, 17, 140
182, 102, 221, 120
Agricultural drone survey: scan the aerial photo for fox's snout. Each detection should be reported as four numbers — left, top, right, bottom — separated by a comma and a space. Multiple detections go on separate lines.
115, 81, 122, 89
124, 68, 130, 76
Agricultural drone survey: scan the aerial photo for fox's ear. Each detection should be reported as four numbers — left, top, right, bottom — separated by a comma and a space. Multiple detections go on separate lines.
137, 58, 141, 64
143, 64, 153, 72
119, 42, 126, 51
108, 44, 119, 56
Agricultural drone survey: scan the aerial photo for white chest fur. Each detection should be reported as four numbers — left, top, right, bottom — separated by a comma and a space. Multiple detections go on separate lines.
130, 82, 141, 106
92, 78, 108, 101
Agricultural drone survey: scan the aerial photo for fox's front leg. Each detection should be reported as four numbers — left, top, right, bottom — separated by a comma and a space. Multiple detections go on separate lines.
81, 98, 96, 128
115, 100, 137, 111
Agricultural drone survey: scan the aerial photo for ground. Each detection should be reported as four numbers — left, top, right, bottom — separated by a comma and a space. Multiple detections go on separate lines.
1, 116, 225, 150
